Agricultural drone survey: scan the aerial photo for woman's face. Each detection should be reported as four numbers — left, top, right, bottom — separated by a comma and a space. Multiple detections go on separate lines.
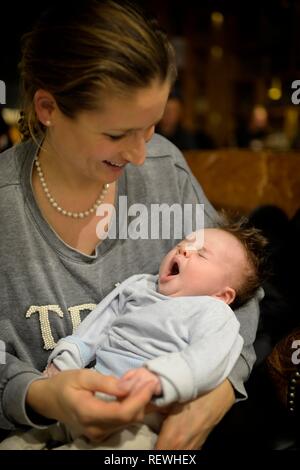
44, 80, 171, 184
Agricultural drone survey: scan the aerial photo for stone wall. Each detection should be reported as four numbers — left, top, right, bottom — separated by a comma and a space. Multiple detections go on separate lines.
184, 150, 300, 218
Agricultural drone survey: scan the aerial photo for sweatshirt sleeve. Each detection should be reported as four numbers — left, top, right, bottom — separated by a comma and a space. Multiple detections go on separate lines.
227, 288, 264, 398
145, 299, 243, 407
0, 352, 52, 430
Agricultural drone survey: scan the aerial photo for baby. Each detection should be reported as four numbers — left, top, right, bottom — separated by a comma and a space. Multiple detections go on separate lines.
1, 221, 267, 450
47, 224, 267, 400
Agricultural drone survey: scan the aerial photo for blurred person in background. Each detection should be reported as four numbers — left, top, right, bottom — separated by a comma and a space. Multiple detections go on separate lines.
236, 105, 270, 151
156, 92, 198, 150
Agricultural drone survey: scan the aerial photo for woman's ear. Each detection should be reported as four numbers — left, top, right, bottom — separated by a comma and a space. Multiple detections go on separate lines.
213, 287, 236, 305
34, 90, 56, 127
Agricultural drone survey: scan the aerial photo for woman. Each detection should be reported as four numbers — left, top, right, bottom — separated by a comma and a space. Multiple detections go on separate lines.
0, 0, 259, 449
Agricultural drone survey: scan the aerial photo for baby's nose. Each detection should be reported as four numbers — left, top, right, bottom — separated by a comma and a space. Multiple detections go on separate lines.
177, 244, 190, 257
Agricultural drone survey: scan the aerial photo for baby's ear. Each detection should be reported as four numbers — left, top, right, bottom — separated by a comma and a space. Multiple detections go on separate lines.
214, 287, 236, 305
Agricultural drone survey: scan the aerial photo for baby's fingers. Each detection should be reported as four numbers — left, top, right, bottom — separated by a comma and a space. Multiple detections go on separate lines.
121, 369, 138, 381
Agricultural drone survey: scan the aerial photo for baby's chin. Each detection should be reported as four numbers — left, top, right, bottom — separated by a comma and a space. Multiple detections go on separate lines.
158, 282, 181, 297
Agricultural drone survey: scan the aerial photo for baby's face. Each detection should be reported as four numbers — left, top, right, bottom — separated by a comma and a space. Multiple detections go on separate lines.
158, 228, 248, 302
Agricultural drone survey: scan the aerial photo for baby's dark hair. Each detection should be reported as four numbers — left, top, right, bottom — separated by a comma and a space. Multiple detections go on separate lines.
218, 213, 269, 309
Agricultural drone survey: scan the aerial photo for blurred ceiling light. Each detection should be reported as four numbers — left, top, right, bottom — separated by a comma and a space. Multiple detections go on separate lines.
1, 108, 20, 125
211, 11, 224, 28
268, 78, 282, 100
210, 45, 223, 60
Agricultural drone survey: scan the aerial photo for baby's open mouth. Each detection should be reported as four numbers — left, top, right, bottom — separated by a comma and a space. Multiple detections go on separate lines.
160, 259, 180, 284
169, 261, 179, 276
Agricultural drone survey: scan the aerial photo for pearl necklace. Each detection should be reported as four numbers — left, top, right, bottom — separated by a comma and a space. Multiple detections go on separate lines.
34, 155, 109, 219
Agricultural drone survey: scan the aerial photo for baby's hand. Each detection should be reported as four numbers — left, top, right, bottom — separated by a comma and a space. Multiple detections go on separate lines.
119, 368, 162, 397
43, 363, 61, 378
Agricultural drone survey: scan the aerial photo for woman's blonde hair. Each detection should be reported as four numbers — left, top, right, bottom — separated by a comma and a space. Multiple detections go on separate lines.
18, 0, 177, 140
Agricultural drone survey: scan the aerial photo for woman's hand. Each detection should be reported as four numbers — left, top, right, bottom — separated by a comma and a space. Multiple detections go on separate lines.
26, 369, 156, 442
155, 379, 235, 450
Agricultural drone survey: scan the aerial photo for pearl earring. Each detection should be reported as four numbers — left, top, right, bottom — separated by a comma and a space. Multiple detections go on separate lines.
45, 120, 51, 126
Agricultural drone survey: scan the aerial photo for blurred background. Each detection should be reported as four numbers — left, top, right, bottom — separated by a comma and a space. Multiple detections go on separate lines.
152, 0, 300, 152
1, 0, 300, 150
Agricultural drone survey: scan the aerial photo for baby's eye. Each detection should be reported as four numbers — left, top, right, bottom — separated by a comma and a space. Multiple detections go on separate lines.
104, 134, 126, 141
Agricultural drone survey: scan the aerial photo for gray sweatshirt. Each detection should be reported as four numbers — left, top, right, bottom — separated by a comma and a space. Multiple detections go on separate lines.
49, 274, 244, 407
0, 134, 260, 430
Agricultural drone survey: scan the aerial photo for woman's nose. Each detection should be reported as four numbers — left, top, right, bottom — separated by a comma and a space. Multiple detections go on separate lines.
122, 132, 148, 166
126, 146, 146, 166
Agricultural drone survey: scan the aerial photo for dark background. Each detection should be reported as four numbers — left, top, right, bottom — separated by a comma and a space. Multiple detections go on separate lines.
1, 0, 300, 147
1, 0, 299, 92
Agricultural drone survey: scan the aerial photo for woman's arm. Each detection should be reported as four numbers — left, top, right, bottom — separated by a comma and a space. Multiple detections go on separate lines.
1, 343, 155, 436
155, 379, 235, 450
0, 351, 47, 430
26, 369, 156, 441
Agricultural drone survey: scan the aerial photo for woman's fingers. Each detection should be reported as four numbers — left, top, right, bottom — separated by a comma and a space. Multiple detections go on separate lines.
92, 381, 155, 423
59, 369, 155, 424
27, 369, 156, 443
78, 369, 127, 397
